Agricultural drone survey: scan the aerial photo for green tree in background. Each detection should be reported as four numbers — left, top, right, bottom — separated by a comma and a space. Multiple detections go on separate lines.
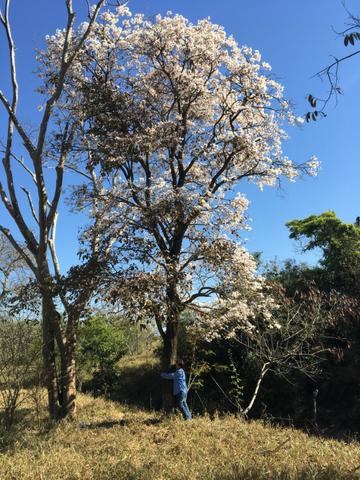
286, 211, 360, 297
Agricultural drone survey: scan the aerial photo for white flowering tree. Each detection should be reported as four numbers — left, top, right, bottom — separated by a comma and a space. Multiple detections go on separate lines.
41, 9, 319, 406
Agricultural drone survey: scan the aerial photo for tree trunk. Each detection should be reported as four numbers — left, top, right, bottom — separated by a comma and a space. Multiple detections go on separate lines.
161, 319, 179, 411
59, 323, 77, 419
242, 363, 270, 416
42, 294, 59, 419
42, 283, 79, 420
163, 321, 178, 367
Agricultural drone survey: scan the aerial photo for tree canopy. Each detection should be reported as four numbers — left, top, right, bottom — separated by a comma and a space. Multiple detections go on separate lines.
37, 10, 321, 382
287, 211, 360, 296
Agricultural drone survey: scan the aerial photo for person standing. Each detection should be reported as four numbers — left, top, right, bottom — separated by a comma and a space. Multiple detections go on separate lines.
161, 359, 192, 420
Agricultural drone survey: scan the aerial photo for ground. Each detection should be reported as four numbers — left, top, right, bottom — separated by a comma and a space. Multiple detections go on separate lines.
1, 393, 360, 479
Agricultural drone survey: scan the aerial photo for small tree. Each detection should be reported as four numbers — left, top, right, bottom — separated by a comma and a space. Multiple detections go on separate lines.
187, 283, 329, 417
234, 286, 328, 416
0, 318, 41, 430
76, 314, 128, 393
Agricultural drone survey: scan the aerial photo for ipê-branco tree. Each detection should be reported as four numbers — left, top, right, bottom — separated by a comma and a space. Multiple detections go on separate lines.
53, 11, 319, 407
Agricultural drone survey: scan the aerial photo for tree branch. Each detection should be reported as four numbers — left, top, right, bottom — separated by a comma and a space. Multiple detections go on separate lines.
47, 121, 78, 230
21, 187, 39, 225
0, 226, 37, 275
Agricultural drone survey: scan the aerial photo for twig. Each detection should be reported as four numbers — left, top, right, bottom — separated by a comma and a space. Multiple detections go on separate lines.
256, 436, 290, 455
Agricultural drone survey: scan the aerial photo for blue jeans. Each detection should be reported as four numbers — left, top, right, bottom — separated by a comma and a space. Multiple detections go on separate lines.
176, 391, 192, 420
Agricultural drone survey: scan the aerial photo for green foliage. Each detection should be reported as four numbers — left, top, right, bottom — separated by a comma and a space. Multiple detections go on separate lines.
76, 314, 130, 392
263, 259, 319, 295
344, 31, 360, 46
188, 359, 212, 393
262, 219, 360, 431
287, 211, 360, 256
286, 211, 360, 296
77, 314, 158, 402
227, 350, 244, 412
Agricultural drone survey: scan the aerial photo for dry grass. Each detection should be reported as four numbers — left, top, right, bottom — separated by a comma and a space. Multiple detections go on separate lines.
1, 393, 360, 480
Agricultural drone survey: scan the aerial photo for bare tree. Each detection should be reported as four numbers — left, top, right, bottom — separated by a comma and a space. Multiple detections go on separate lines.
0, 0, 108, 419
192, 285, 329, 417
236, 286, 328, 416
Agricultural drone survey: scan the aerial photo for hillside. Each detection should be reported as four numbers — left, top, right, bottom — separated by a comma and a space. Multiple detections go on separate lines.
1, 394, 360, 480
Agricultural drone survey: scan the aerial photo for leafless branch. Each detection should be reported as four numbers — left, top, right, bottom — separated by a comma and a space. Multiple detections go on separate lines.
47, 122, 78, 230
21, 187, 39, 225
307, 7, 360, 119
0, 226, 37, 275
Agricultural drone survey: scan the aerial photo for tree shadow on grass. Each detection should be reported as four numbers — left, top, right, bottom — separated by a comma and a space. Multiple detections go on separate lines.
79, 419, 129, 429
82, 358, 163, 411
0, 406, 33, 426
79, 417, 163, 430
112, 360, 162, 410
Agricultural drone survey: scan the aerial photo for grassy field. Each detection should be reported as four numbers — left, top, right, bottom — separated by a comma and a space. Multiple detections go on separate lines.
1, 393, 360, 480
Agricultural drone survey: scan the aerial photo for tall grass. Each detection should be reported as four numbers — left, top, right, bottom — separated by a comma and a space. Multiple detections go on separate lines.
0, 392, 360, 479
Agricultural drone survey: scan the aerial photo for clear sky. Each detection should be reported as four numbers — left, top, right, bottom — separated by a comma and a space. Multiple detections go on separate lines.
0, 0, 359, 272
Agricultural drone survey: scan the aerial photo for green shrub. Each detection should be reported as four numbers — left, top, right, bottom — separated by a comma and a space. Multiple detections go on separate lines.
77, 314, 129, 393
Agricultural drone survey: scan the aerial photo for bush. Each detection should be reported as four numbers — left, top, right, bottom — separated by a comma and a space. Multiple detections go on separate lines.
0, 318, 42, 430
76, 314, 130, 393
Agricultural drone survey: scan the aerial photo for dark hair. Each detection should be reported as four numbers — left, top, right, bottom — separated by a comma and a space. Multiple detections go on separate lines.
176, 359, 185, 369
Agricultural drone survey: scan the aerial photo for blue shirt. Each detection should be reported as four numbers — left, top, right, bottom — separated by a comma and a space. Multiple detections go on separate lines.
161, 368, 188, 395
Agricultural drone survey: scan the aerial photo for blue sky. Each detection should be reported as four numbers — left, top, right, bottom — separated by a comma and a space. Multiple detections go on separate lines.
0, 0, 359, 271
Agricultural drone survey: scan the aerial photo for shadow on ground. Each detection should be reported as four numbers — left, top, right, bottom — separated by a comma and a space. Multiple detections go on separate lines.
79, 417, 163, 429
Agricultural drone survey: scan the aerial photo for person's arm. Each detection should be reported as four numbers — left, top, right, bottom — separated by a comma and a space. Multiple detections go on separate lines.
161, 371, 175, 380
